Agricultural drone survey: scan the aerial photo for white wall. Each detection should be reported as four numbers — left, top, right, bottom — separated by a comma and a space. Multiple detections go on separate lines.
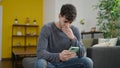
43, 0, 56, 24
0, 6, 2, 61
43, 0, 98, 32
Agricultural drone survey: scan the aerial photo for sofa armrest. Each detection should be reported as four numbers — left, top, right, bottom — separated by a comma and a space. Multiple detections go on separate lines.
87, 46, 120, 68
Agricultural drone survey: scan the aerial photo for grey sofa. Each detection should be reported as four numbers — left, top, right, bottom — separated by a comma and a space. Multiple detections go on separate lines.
22, 39, 120, 68
87, 39, 120, 68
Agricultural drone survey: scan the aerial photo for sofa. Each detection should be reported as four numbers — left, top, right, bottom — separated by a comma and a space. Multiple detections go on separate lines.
22, 39, 94, 68
87, 39, 120, 68
22, 38, 120, 68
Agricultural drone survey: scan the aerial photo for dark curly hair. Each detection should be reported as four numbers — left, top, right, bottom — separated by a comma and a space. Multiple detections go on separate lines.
60, 4, 77, 22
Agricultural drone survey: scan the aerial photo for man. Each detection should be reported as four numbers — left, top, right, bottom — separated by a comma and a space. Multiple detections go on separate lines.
35, 4, 93, 68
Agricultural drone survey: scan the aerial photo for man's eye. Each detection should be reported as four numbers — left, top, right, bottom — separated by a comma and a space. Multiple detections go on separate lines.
69, 21, 72, 23
64, 21, 72, 24
64, 21, 68, 23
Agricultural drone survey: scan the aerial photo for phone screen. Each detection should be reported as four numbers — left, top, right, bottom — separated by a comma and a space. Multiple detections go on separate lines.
68, 47, 79, 52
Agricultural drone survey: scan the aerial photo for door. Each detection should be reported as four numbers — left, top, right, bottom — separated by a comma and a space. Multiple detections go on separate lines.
0, 6, 2, 61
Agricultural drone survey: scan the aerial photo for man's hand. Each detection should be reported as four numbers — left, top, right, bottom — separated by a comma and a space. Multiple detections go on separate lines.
59, 50, 77, 62
61, 24, 75, 40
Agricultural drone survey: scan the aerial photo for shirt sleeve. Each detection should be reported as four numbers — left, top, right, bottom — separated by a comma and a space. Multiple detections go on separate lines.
70, 26, 86, 58
36, 25, 60, 63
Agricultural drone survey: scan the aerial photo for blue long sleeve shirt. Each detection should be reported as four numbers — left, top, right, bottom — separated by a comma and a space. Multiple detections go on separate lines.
37, 22, 85, 63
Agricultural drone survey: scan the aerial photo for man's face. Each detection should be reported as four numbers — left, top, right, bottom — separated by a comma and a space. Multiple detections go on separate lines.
59, 15, 72, 29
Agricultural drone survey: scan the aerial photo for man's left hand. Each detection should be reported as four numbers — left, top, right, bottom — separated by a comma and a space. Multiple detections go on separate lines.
62, 25, 75, 40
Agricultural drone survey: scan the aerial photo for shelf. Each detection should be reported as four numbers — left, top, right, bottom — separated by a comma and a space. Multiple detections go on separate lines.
12, 46, 25, 48
12, 35, 25, 37
26, 25, 39, 27
81, 31, 103, 34
12, 35, 39, 37
13, 24, 39, 27
12, 48, 36, 55
12, 24, 39, 56
13, 24, 25, 27
81, 31, 104, 39
12, 45, 36, 47
26, 35, 39, 37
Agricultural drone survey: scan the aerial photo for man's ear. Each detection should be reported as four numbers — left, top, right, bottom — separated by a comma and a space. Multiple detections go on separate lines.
58, 14, 62, 20
59, 14, 61, 18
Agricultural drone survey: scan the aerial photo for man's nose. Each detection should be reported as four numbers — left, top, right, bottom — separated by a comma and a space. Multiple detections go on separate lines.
64, 23, 70, 27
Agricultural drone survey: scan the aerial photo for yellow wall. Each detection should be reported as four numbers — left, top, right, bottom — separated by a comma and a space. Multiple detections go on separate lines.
0, 0, 43, 58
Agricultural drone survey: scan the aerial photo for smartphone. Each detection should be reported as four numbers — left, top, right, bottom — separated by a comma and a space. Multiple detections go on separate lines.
68, 46, 79, 53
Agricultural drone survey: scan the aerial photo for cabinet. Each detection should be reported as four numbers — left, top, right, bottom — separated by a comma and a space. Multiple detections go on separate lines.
81, 31, 104, 39
11, 24, 39, 68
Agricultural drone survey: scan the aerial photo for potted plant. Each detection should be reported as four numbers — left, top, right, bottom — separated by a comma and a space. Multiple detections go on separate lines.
79, 19, 85, 32
95, 0, 120, 38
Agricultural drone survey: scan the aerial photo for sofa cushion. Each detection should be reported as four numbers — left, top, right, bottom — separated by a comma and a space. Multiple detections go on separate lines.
99, 38, 117, 46
22, 57, 37, 68
92, 38, 120, 46
82, 39, 93, 48
92, 43, 110, 47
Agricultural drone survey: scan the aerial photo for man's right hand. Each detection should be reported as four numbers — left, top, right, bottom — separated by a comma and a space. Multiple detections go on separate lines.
59, 50, 76, 61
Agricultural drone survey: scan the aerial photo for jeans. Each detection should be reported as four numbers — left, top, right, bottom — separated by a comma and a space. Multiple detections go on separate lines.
34, 57, 93, 68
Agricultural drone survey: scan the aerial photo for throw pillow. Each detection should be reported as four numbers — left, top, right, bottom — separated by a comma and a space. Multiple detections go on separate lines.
93, 38, 117, 47
92, 42, 109, 47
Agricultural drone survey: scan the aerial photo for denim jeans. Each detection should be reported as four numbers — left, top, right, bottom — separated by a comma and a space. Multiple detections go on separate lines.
34, 57, 93, 68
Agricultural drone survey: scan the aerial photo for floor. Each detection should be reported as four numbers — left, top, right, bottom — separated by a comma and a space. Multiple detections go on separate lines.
0, 59, 23, 68
0, 60, 12, 68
